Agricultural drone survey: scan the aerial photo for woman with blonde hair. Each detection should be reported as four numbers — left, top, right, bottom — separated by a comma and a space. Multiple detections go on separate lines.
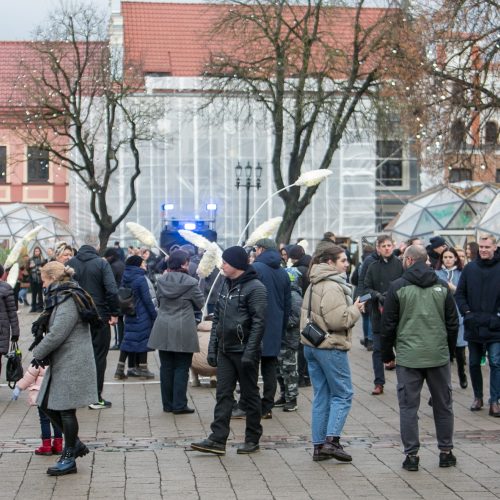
31, 261, 99, 476
301, 245, 364, 463
53, 243, 74, 264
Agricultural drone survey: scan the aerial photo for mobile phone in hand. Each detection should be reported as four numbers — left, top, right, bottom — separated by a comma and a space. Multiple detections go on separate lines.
359, 293, 371, 303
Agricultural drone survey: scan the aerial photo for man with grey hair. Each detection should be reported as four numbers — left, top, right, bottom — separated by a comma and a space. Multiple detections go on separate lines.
381, 244, 458, 471
455, 234, 500, 417
67, 234, 119, 409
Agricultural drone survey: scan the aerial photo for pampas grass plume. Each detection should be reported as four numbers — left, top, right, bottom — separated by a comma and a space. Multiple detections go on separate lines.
246, 217, 283, 247
126, 222, 158, 248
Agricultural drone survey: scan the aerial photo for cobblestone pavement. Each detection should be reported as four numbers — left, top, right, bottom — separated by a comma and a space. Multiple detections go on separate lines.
0, 309, 498, 499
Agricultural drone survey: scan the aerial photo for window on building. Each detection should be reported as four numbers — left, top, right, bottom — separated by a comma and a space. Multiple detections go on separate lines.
0, 146, 6, 183
449, 168, 472, 183
27, 147, 49, 182
496, 169, 500, 183
450, 120, 466, 150
484, 121, 498, 146
376, 140, 403, 187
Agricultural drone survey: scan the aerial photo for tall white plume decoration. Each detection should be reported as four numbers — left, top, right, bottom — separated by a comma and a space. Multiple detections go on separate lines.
6, 263, 19, 288
197, 243, 223, 278
294, 169, 332, 187
126, 222, 159, 248
178, 230, 212, 251
23, 225, 44, 244
246, 217, 283, 247
4, 240, 25, 269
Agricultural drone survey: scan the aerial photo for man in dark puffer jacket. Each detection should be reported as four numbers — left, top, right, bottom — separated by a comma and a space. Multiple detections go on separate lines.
455, 234, 500, 417
0, 264, 20, 362
191, 246, 267, 456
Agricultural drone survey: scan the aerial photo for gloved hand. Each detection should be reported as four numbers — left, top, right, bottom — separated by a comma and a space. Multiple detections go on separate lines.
31, 358, 48, 369
376, 292, 386, 305
12, 387, 21, 401
207, 353, 218, 368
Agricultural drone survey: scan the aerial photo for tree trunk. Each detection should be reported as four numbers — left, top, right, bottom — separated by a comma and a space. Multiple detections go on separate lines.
98, 227, 114, 255
276, 202, 308, 244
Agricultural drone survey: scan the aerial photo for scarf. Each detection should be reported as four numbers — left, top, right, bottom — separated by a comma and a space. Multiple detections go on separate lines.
328, 273, 354, 306
29, 281, 102, 352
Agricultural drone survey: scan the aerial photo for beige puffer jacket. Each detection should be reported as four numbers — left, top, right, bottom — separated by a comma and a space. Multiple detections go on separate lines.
300, 263, 361, 351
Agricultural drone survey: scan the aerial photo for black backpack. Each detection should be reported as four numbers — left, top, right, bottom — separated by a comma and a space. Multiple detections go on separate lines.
117, 287, 136, 316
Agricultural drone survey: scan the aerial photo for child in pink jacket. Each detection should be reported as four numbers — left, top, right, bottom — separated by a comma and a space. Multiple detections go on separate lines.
12, 364, 63, 455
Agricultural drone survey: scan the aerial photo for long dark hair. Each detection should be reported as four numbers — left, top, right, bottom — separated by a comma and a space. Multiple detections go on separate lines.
436, 247, 463, 271
467, 241, 479, 261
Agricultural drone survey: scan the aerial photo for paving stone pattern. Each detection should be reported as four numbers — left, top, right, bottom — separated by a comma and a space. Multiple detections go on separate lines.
0, 309, 498, 499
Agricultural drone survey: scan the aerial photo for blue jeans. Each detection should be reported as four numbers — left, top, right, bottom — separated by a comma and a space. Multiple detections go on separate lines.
304, 346, 353, 444
38, 407, 62, 439
159, 351, 193, 411
362, 313, 373, 342
469, 341, 500, 403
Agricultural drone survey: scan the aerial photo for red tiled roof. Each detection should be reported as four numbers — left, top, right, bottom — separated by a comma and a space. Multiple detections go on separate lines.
0, 42, 39, 108
122, 2, 390, 77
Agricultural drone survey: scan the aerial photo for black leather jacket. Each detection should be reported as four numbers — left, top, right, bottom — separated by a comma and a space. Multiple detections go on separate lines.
208, 267, 267, 361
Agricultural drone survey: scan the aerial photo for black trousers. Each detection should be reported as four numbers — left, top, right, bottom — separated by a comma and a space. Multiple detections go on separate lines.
30, 281, 44, 311
209, 351, 262, 445
260, 356, 278, 414
91, 321, 111, 401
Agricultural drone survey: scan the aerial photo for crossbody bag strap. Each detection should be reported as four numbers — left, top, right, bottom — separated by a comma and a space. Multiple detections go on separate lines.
307, 284, 313, 320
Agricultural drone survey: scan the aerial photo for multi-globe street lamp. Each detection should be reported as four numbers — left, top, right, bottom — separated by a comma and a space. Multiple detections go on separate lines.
235, 161, 263, 242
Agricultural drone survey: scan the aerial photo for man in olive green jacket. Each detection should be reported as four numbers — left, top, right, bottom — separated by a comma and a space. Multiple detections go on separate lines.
381, 245, 458, 472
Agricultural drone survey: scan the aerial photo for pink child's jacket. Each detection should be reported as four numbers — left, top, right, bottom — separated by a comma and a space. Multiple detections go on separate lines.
15, 365, 45, 406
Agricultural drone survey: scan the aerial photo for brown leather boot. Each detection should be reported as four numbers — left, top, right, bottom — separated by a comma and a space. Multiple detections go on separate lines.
470, 398, 483, 411
321, 437, 352, 462
371, 384, 384, 395
489, 402, 500, 417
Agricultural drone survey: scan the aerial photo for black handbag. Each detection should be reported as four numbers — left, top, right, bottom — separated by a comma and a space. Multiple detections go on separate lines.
5, 342, 23, 389
117, 287, 136, 316
301, 285, 328, 347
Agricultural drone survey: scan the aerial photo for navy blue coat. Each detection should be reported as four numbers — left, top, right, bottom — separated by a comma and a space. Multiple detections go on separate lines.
120, 265, 158, 352
455, 250, 500, 344
253, 250, 291, 356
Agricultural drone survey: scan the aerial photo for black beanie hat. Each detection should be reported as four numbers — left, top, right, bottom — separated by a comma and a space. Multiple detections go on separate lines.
168, 250, 189, 270
288, 244, 305, 260
222, 246, 249, 271
126, 255, 144, 267
429, 236, 447, 250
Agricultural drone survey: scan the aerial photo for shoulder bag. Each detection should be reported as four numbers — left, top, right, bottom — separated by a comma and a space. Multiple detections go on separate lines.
300, 285, 328, 347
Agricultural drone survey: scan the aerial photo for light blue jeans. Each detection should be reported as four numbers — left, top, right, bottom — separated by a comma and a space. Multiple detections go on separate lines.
304, 346, 353, 444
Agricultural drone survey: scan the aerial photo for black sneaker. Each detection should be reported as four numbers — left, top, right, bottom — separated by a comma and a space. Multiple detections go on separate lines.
231, 408, 247, 419
88, 400, 112, 410
191, 438, 226, 455
283, 399, 298, 412
439, 451, 457, 468
402, 454, 419, 471
274, 397, 286, 407
236, 442, 260, 454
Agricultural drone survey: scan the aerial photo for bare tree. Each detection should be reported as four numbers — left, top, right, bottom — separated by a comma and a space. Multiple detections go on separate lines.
203, 0, 404, 242
12, 3, 163, 249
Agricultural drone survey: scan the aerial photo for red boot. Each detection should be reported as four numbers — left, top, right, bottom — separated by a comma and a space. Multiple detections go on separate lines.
52, 437, 64, 455
35, 439, 53, 456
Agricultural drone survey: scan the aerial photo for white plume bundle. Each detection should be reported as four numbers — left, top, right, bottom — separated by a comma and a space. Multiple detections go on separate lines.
197, 243, 223, 278
246, 217, 283, 247
126, 222, 158, 248
6, 263, 19, 288
295, 169, 332, 187
4, 240, 25, 269
23, 225, 43, 243
178, 229, 212, 251
298, 239, 309, 252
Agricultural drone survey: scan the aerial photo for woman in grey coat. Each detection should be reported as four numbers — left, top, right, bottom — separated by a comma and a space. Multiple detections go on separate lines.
148, 250, 204, 414
32, 261, 98, 477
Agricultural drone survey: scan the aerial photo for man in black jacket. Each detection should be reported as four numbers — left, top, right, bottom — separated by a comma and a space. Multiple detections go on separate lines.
364, 235, 403, 395
191, 246, 267, 455
455, 234, 500, 417
67, 235, 119, 410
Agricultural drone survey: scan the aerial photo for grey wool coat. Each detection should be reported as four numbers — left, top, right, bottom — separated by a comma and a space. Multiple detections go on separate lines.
33, 299, 98, 410
148, 271, 204, 353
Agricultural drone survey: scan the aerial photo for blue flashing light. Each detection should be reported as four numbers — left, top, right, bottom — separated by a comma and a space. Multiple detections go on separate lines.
162, 203, 174, 210
184, 222, 196, 230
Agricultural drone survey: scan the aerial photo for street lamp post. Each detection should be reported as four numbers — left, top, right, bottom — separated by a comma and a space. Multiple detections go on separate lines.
235, 161, 263, 242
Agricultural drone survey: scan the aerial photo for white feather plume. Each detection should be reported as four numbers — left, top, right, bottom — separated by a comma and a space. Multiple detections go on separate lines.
294, 169, 332, 187
6, 263, 19, 288
246, 217, 283, 247
23, 225, 44, 243
298, 239, 309, 252
178, 229, 212, 251
126, 222, 159, 248
4, 240, 25, 268
197, 243, 223, 278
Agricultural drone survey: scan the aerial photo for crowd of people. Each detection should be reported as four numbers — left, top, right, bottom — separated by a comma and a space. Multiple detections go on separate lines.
0, 230, 498, 476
